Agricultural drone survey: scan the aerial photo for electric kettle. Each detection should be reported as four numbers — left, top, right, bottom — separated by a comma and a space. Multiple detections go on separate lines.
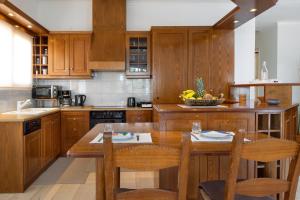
75, 95, 86, 106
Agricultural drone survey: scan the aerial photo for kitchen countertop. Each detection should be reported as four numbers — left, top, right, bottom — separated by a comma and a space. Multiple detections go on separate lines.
60, 106, 153, 111
0, 106, 153, 122
154, 103, 299, 113
0, 108, 61, 122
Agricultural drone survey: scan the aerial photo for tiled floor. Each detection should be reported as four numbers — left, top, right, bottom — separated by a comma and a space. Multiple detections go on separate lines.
0, 157, 299, 200
0, 158, 158, 200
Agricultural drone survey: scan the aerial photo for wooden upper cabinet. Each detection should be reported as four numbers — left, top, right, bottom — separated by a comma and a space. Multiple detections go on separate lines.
188, 29, 211, 90
48, 34, 70, 75
126, 32, 151, 78
89, 0, 126, 71
152, 28, 188, 104
48, 33, 91, 77
69, 34, 91, 76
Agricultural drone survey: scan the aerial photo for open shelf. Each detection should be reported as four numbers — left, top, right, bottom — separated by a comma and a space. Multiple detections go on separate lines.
33, 35, 49, 76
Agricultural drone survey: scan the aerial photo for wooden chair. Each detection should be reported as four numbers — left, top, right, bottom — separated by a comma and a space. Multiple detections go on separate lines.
199, 133, 300, 200
103, 132, 190, 200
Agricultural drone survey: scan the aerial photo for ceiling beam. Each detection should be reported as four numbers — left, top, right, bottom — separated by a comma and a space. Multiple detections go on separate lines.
214, 0, 278, 29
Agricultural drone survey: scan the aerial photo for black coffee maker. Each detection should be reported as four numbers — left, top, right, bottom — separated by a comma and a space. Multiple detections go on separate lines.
75, 95, 86, 106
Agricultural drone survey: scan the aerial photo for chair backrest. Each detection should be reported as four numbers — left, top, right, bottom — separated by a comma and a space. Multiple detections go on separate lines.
103, 132, 190, 200
225, 133, 300, 200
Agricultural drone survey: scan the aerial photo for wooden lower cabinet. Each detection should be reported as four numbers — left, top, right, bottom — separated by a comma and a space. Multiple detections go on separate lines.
41, 112, 61, 168
126, 110, 152, 123
24, 129, 42, 186
61, 111, 90, 154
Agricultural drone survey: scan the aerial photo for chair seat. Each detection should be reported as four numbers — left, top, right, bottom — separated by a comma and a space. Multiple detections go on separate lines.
199, 180, 275, 200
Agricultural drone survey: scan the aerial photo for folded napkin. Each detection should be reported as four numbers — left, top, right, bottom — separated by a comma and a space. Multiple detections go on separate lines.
90, 133, 152, 144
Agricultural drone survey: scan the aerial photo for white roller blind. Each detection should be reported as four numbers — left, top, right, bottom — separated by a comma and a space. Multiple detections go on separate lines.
0, 20, 32, 88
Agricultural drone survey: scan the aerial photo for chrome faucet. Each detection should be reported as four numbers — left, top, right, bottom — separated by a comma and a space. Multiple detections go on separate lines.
17, 99, 32, 111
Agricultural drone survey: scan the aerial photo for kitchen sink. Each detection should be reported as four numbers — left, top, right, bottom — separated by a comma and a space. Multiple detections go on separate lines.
3, 108, 58, 115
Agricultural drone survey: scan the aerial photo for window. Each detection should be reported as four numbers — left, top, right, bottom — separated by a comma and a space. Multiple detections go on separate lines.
0, 20, 32, 88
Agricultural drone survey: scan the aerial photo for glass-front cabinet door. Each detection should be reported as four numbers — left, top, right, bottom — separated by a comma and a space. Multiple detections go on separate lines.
126, 32, 151, 78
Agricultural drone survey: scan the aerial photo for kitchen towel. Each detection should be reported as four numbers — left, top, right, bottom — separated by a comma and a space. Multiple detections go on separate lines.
90, 133, 152, 144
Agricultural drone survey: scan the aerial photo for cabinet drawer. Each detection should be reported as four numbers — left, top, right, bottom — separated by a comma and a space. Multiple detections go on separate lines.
126, 110, 152, 123
61, 111, 90, 154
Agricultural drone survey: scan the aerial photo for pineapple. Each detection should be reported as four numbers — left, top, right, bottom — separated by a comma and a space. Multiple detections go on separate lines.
196, 78, 206, 97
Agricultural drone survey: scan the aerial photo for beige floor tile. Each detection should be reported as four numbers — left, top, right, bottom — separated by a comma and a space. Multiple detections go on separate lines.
72, 184, 95, 200
51, 184, 80, 200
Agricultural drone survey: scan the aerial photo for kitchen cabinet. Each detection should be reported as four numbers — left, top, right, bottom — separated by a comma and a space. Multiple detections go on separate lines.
41, 112, 61, 168
69, 34, 91, 76
48, 33, 91, 78
48, 34, 69, 76
152, 28, 234, 104
126, 32, 151, 78
126, 110, 152, 123
152, 28, 188, 104
61, 111, 90, 154
89, 0, 126, 71
24, 129, 41, 186
188, 29, 211, 90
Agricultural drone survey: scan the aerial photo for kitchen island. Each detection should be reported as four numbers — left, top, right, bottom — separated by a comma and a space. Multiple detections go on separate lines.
152, 103, 299, 199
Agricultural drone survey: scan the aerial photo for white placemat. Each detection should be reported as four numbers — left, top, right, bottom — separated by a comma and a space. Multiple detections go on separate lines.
90, 133, 152, 144
191, 132, 250, 142
178, 104, 228, 109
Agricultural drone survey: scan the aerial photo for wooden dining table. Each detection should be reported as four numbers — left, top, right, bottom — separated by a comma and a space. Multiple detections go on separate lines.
67, 123, 264, 200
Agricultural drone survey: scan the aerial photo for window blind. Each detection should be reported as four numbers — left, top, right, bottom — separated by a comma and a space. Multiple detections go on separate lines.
0, 20, 32, 88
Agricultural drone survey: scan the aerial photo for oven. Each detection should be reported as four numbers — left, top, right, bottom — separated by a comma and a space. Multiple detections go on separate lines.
90, 111, 126, 129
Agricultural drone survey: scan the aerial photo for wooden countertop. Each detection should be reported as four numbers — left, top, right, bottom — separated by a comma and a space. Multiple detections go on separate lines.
67, 123, 266, 158
153, 103, 299, 113
0, 106, 152, 122
0, 108, 60, 122
229, 82, 300, 87
60, 106, 153, 111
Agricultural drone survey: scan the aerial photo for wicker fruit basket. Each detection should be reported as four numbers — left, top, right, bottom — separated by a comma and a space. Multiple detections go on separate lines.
184, 98, 225, 106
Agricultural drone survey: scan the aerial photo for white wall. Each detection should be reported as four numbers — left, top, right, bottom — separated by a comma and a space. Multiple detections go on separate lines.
234, 19, 256, 84
256, 25, 278, 79
277, 22, 300, 103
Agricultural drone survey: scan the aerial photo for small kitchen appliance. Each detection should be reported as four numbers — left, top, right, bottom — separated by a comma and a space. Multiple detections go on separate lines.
75, 95, 87, 106
127, 97, 136, 107
59, 90, 72, 107
32, 85, 61, 99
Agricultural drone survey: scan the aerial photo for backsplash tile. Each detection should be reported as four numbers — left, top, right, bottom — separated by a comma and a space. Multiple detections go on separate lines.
0, 88, 32, 113
38, 72, 152, 106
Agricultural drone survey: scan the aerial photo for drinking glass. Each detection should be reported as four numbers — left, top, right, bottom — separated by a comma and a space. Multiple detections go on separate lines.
192, 121, 202, 134
103, 123, 114, 133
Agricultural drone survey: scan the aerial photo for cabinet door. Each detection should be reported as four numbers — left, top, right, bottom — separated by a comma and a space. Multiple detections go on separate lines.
24, 130, 41, 185
126, 110, 152, 123
152, 29, 188, 104
52, 113, 61, 158
48, 34, 70, 75
61, 112, 90, 154
41, 115, 53, 167
69, 34, 91, 76
188, 29, 211, 90
207, 112, 255, 132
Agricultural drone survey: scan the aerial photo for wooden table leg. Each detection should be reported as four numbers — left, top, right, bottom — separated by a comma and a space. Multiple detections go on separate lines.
96, 158, 105, 200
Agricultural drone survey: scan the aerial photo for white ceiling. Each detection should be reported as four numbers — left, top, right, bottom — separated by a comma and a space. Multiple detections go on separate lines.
9, 0, 237, 31
256, 0, 300, 30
